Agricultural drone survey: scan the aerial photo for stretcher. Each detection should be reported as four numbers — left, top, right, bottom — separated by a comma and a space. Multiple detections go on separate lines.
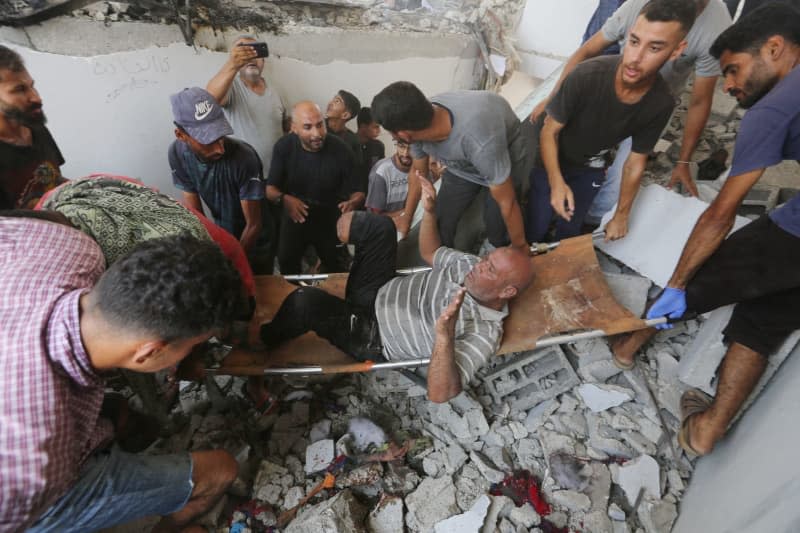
208, 234, 664, 377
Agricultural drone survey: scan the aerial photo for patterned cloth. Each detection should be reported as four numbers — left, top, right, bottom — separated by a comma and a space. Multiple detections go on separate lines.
39, 175, 210, 265
0, 218, 109, 532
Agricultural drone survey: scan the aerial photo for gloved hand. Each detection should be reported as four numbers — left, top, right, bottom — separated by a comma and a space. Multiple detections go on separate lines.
646, 287, 687, 329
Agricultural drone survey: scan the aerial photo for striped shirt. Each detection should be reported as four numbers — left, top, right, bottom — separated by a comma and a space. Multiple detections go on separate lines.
375, 247, 507, 385
0, 218, 109, 532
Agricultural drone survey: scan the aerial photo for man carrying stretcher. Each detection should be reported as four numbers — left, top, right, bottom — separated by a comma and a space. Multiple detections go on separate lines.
261, 173, 533, 403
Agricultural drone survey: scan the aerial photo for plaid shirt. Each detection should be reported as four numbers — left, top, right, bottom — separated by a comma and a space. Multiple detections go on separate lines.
0, 218, 109, 532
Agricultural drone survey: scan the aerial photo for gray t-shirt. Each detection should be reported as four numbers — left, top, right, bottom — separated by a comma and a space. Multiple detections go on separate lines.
375, 247, 507, 386
366, 156, 409, 213
601, 0, 731, 95
223, 76, 286, 175
410, 91, 528, 187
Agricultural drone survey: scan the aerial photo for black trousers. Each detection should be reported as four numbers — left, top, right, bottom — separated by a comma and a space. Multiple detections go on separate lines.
686, 215, 800, 355
261, 212, 397, 359
276, 205, 343, 275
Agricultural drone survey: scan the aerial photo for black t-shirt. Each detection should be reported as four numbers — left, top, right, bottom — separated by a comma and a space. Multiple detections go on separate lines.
533, 55, 675, 169
267, 133, 360, 206
361, 139, 386, 173
0, 125, 65, 209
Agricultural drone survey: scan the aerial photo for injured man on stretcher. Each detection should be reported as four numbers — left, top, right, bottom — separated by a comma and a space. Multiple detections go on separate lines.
260, 176, 533, 403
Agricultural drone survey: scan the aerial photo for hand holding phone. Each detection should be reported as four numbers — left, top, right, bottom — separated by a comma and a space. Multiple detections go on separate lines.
238, 41, 269, 58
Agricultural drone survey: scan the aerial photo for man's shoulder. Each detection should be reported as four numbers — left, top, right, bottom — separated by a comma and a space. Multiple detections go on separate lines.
574, 55, 619, 77
324, 133, 353, 155
434, 246, 478, 269
694, 0, 733, 34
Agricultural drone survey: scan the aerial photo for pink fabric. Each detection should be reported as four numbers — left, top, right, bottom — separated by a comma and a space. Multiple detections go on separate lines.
0, 218, 109, 531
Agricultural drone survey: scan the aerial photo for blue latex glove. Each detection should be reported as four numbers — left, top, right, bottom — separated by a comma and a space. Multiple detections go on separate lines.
646, 287, 687, 329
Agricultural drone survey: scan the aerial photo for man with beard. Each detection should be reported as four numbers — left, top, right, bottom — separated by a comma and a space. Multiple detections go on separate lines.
613, 3, 800, 457
366, 139, 413, 216
206, 35, 287, 174
266, 101, 364, 274
169, 87, 266, 266
0, 45, 66, 210
526, 0, 693, 243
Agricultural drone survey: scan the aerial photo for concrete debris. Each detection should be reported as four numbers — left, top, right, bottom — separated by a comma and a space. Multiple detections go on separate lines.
580, 510, 615, 533
524, 398, 560, 432
285, 489, 367, 533
469, 450, 506, 484
348, 417, 387, 451
587, 413, 635, 459
336, 463, 384, 489
679, 305, 734, 394
483, 346, 580, 411
283, 486, 305, 510
608, 502, 626, 521
480, 495, 515, 533
304, 438, 335, 473
434, 494, 490, 533
550, 490, 591, 512
637, 498, 678, 533
309, 419, 331, 443
508, 502, 540, 528
603, 272, 652, 318
367, 494, 404, 533
577, 383, 635, 412
612, 454, 661, 507
548, 452, 589, 491
405, 476, 459, 532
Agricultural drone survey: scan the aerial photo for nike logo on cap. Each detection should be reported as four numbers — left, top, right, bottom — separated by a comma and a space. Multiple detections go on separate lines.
195, 100, 214, 121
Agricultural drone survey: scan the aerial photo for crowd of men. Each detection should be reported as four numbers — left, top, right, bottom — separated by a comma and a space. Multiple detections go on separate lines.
1, 1, 798, 531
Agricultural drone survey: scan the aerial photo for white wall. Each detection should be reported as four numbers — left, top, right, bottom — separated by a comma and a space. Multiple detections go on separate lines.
10, 28, 477, 199
515, 0, 597, 79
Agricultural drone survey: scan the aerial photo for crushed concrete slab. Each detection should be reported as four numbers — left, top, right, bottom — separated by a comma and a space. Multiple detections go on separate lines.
368, 494, 404, 533
548, 453, 589, 491
484, 346, 580, 411
470, 450, 506, 484
336, 463, 384, 489
581, 510, 614, 533
637, 498, 678, 533
524, 398, 560, 432
603, 272, 651, 318
434, 494, 490, 533
612, 454, 661, 506
679, 306, 734, 394
587, 413, 635, 459
577, 384, 635, 412
304, 438, 335, 473
405, 475, 460, 532
283, 486, 305, 510
508, 502, 540, 528
285, 489, 367, 533
550, 490, 591, 512
480, 495, 515, 533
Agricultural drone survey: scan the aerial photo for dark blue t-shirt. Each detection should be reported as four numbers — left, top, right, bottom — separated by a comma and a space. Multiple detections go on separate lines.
169, 137, 264, 238
728, 66, 800, 237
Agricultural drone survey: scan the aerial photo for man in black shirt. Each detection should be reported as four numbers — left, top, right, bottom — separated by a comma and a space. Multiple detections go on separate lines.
0, 45, 65, 210
356, 107, 386, 174
266, 101, 364, 274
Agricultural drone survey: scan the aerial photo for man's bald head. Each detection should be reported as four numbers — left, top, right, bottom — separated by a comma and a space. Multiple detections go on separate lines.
464, 246, 533, 307
291, 101, 326, 152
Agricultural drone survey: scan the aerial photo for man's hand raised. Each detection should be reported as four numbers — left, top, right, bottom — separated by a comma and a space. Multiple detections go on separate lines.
419, 170, 437, 213
435, 287, 466, 338
230, 42, 258, 70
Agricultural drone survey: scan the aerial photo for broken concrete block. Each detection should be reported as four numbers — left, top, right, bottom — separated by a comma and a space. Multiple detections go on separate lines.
434, 494, 490, 533
620, 430, 658, 456
579, 360, 624, 383
470, 450, 506, 484
608, 502, 626, 521
483, 346, 580, 411
548, 453, 589, 491
587, 413, 635, 459
637, 498, 677, 533
336, 463, 384, 489
405, 475, 459, 532
667, 469, 685, 495
612, 454, 660, 506
443, 444, 468, 473
603, 272, 651, 318
454, 466, 491, 512
508, 502, 540, 528
255, 483, 283, 506
585, 463, 612, 512
253, 460, 289, 498
678, 306, 734, 394
539, 429, 577, 457
283, 486, 305, 510
550, 490, 591, 512
348, 417, 387, 451
581, 510, 614, 533
368, 494, 404, 533
286, 489, 367, 533
423, 452, 444, 477
304, 438, 334, 473
480, 495, 515, 533
524, 398, 559, 432
577, 384, 635, 412
308, 419, 331, 443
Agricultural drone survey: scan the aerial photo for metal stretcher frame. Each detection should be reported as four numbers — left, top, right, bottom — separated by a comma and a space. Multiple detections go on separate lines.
210, 234, 661, 377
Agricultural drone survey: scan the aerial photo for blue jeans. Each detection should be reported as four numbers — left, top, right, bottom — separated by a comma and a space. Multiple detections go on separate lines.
28, 446, 193, 533
525, 165, 606, 242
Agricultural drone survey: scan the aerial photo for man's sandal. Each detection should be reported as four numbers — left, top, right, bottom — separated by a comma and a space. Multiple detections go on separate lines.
677, 389, 714, 457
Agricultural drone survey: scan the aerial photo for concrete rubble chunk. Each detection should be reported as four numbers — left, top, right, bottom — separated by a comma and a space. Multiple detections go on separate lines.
582, 509, 614, 533
508, 502, 540, 528
336, 463, 384, 489
283, 486, 305, 510
368, 494, 404, 533
480, 495, 515, 533
514, 438, 544, 468
539, 429, 577, 457
483, 346, 580, 411
612, 454, 661, 507
637, 498, 678, 533
603, 272, 651, 318
608, 502, 626, 521
678, 306, 734, 394
309, 419, 331, 443
434, 494, 490, 533
470, 450, 506, 484
405, 475, 459, 532
524, 398, 560, 432
585, 463, 612, 512
587, 413, 635, 459
577, 384, 635, 412
550, 490, 591, 512
548, 453, 589, 491
304, 438, 335, 473
285, 489, 367, 533
667, 469, 685, 495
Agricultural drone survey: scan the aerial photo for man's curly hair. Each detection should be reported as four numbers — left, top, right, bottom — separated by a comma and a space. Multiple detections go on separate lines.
91, 234, 241, 341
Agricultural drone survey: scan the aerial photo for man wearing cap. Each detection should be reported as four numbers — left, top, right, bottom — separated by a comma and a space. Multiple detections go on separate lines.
169, 87, 267, 271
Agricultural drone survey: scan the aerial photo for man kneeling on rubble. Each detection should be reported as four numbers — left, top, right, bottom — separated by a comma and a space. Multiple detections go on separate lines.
612, 3, 800, 457
0, 219, 242, 532
261, 173, 533, 403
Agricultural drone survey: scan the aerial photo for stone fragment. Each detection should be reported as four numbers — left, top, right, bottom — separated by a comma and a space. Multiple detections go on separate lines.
612, 454, 661, 506
577, 384, 635, 412
539, 429, 577, 457
304, 438, 334, 473
368, 494, 404, 533
524, 398, 559, 432
582, 510, 614, 533
514, 438, 543, 469
253, 460, 288, 502
285, 489, 367, 533
608, 502, 626, 521
283, 486, 304, 510
308, 419, 331, 443
550, 490, 591, 512
667, 469, 685, 494
336, 463, 383, 488
678, 306, 734, 394
548, 453, 589, 491
603, 272, 651, 318
434, 494, 490, 533
637, 498, 677, 533
470, 450, 506, 483
348, 417, 387, 451
587, 413, 635, 459
508, 502, 540, 528
480, 495, 515, 533
384, 462, 421, 496
405, 475, 459, 532
444, 444, 468, 473
585, 463, 612, 512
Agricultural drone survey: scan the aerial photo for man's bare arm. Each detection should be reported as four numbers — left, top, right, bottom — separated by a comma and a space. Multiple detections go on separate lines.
239, 199, 263, 252
418, 173, 441, 266
488, 179, 527, 249
394, 156, 429, 237
541, 116, 574, 221
668, 168, 765, 288
530, 32, 615, 122
668, 75, 718, 196
427, 288, 465, 403
604, 151, 648, 241
181, 192, 204, 214
207, 44, 257, 106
